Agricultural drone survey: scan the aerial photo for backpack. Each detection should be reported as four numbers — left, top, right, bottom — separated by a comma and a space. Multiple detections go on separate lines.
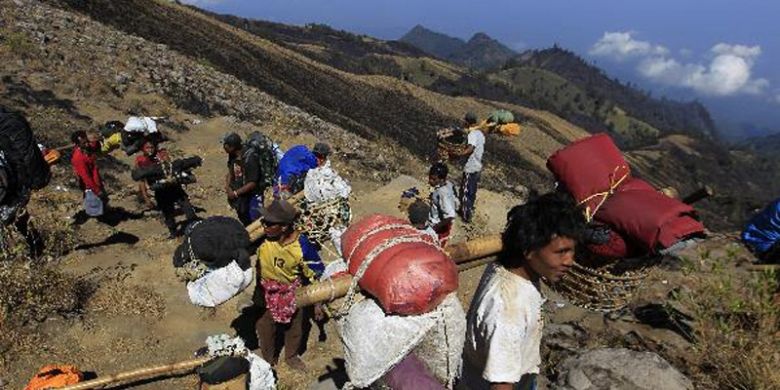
0, 107, 51, 191
243, 131, 279, 189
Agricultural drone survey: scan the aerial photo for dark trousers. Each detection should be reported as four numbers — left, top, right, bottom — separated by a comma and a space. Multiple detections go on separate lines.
255, 307, 304, 364
235, 194, 263, 227
460, 171, 480, 223
155, 186, 197, 235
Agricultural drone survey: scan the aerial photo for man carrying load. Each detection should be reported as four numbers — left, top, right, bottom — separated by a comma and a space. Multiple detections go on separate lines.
459, 112, 485, 223
254, 199, 324, 371
222, 132, 278, 226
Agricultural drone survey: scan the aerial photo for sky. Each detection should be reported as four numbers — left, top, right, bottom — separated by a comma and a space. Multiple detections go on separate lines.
184, 0, 780, 137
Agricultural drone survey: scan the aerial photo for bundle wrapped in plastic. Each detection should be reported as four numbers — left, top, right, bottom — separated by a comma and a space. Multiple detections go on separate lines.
336, 293, 465, 389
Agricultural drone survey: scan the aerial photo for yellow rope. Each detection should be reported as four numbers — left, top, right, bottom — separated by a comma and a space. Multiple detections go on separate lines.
577, 165, 630, 222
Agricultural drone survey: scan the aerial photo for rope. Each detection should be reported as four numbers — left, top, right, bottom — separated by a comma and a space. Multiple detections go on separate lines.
296, 197, 351, 245
344, 223, 409, 263
576, 165, 630, 222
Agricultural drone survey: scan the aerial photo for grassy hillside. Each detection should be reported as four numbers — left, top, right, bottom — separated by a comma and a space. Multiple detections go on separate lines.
513, 48, 717, 139
41, 0, 780, 226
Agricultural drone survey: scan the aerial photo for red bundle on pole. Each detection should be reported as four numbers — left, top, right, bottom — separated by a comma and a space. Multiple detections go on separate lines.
340, 214, 458, 315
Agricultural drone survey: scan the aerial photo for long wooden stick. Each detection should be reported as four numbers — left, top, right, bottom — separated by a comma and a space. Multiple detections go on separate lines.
59, 357, 211, 390
295, 234, 503, 308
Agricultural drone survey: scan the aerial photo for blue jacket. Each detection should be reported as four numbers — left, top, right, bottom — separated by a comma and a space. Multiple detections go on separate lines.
742, 198, 780, 254
277, 145, 318, 185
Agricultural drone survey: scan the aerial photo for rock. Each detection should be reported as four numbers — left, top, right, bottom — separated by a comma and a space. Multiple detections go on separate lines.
556, 348, 693, 390
544, 323, 583, 351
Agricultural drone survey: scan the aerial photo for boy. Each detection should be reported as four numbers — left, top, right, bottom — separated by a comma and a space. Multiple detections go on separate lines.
428, 162, 459, 247
136, 140, 198, 238
408, 199, 438, 242
255, 199, 324, 371
461, 192, 584, 390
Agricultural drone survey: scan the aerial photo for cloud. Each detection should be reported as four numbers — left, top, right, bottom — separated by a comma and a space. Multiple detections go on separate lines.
589, 32, 668, 61
592, 32, 769, 97
775, 93, 780, 105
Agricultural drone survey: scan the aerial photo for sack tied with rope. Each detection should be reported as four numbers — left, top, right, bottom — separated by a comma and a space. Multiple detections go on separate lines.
340, 214, 458, 316
172, 217, 254, 307
548, 133, 705, 254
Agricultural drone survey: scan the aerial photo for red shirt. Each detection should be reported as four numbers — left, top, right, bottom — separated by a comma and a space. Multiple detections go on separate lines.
71, 146, 102, 194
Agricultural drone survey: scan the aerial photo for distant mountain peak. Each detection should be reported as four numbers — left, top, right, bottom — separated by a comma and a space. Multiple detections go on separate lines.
399, 24, 466, 60
401, 26, 516, 70
469, 32, 493, 42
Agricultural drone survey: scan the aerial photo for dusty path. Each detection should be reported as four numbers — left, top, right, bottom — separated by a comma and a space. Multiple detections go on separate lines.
7, 115, 518, 389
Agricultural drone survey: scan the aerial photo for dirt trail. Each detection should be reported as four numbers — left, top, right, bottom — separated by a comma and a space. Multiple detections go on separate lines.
6, 113, 521, 388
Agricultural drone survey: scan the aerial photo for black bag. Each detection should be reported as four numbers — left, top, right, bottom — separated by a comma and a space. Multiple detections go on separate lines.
197, 356, 249, 385
0, 107, 51, 191
244, 131, 278, 189
172, 216, 251, 269
131, 156, 203, 182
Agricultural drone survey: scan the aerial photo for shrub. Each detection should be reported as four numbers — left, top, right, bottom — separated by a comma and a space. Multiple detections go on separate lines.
673, 249, 780, 389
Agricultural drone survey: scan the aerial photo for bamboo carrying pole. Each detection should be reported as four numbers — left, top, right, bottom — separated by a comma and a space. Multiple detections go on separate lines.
59, 357, 211, 390
293, 183, 715, 308
294, 234, 503, 308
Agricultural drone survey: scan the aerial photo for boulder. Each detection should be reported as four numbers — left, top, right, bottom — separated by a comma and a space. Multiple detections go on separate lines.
556, 348, 693, 390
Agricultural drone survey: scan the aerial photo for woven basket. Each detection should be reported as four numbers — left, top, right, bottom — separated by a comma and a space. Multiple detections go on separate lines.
296, 197, 352, 245
437, 128, 470, 159
552, 258, 654, 312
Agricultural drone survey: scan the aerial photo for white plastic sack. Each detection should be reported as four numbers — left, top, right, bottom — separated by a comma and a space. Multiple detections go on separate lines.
124, 116, 159, 134
304, 161, 351, 203
187, 261, 254, 307
246, 351, 277, 390
322, 258, 348, 280
83, 190, 104, 217
204, 334, 276, 390
272, 142, 285, 162
336, 293, 465, 388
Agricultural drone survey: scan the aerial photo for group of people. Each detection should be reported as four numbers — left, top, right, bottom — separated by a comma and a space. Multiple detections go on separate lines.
10, 104, 780, 390
70, 124, 199, 238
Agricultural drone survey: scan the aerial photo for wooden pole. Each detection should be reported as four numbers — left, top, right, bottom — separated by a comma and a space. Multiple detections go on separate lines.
294, 234, 503, 308
59, 357, 211, 390
683, 185, 714, 205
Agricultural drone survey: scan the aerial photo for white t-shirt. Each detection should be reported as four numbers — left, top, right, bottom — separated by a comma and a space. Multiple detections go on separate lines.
428, 181, 459, 226
464, 129, 485, 174
461, 263, 544, 388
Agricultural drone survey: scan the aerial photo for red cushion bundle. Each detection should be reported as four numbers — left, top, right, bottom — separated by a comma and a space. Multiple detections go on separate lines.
547, 133, 631, 217
596, 178, 704, 251
548, 134, 705, 255
340, 214, 458, 315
